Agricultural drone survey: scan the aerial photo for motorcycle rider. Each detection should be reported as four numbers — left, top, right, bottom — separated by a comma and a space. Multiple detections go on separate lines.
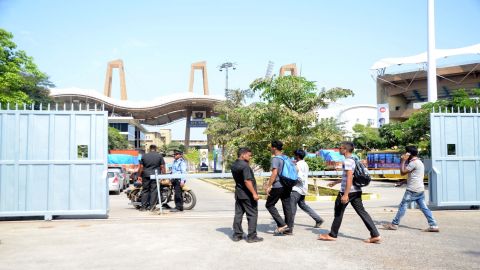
170, 150, 187, 212
137, 144, 166, 211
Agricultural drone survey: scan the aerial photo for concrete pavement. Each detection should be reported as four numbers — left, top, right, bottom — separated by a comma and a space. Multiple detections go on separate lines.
0, 180, 479, 270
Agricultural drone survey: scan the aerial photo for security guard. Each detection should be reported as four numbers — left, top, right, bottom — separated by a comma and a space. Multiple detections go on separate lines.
170, 150, 187, 212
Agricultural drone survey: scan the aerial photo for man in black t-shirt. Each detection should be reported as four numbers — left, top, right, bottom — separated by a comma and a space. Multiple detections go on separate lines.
137, 145, 166, 211
230, 147, 263, 243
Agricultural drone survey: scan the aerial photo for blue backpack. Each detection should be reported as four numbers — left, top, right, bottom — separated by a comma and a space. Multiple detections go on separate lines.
275, 155, 298, 188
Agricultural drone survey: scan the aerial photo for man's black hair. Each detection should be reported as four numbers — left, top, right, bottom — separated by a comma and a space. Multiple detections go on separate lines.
294, 149, 306, 160
341, 141, 355, 153
271, 140, 283, 151
237, 147, 252, 158
149, 144, 157, 151
405, 145, 418, 156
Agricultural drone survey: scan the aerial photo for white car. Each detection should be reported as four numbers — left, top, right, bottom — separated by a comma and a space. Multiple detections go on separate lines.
108, 171, 122, 195
108, 167, 128, 190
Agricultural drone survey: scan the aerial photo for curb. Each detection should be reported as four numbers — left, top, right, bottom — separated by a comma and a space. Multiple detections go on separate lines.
200, 179, 380, 201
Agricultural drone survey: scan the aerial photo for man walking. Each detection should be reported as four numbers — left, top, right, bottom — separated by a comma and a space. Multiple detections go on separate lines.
290, 149, 324, 232
170, 150, 187, 212
265, 140, 293, 235
230, 147, 263, 243
318, 142, 381, 243
137, 145, 166, 211
383, 146, 439, 232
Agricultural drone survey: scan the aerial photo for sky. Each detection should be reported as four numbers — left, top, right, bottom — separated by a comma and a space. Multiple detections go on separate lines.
1, 0, 479, 139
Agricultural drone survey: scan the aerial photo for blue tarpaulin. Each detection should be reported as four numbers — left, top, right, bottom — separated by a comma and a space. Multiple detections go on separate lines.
108, 154, 139, 165
319, 150, 345, 162
319, 150, 358, 162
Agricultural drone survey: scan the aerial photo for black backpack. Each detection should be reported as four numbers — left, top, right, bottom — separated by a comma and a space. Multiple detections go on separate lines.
349, 157, 371, 187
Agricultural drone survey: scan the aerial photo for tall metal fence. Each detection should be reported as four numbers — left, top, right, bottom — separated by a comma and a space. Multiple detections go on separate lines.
0, 103, 109, 220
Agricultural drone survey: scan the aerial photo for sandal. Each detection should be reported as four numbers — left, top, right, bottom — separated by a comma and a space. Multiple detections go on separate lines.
274, 225, 289, 235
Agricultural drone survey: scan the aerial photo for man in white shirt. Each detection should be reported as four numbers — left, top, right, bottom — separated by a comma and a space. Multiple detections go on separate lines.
290, 149, 324, 234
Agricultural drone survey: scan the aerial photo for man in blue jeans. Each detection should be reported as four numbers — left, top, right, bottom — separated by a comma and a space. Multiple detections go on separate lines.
383, 146, 439, 232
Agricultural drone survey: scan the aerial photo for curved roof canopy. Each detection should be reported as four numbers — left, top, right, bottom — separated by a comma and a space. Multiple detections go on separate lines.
371, 43, 480, 70
50, 88, 224, 125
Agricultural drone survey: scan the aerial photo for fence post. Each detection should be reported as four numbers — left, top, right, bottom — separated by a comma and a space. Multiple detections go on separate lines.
155, 170, 163, 215
313, 178, 319, 197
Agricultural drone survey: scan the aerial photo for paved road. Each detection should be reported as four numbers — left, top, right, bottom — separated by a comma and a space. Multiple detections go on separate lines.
1, 180, 479, 270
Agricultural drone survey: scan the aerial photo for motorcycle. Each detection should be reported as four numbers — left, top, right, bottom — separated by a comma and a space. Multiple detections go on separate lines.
126, 179, 197, 210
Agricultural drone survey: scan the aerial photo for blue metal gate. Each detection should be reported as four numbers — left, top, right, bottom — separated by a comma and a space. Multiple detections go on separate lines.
430, 107, 480, 207
0, 103, 108, 219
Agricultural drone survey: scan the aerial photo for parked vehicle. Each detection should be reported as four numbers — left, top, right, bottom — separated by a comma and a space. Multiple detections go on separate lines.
108, 167, 128, 190
126, 180, 196, 210
108, 171, 122, 195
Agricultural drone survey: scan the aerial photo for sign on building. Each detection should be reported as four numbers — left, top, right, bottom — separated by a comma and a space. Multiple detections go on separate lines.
190, 110, 207, 128
377, 104, 389, 127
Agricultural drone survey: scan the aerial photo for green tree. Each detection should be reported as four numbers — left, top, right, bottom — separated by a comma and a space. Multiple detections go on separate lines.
0, 29, 53, 106
304, 156, 327, 171
246, 76, 353, 170
159, 141, 185, 156
206, 76, 353, 171
352, 123, 385, 151
183, 147, 200, 170
307, 117, 346, 151
108, 127, 129, 150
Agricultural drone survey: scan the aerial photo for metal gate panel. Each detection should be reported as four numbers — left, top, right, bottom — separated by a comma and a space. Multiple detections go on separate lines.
0, 106, 108, 219
430, 109, 480, 207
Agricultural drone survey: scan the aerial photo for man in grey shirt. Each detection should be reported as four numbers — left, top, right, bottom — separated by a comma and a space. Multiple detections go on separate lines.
264, 140, 293, 235
383, 146, 439, 232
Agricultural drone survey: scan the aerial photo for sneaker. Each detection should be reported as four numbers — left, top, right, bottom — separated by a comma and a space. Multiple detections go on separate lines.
169, 208, 183, 213
314, 220, 324, 228
232, 234, 243, 242
246, 236, 264, 243
424, 226, 440, 232
382, 223, 398, 230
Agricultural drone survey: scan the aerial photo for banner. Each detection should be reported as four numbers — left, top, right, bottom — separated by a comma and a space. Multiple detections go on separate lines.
190, 111, 207, 128
377, 104, 389, 127
199, 149, 209, 166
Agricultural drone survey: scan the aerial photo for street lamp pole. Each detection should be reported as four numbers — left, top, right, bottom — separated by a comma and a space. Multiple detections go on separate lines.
218, 62, 237, 93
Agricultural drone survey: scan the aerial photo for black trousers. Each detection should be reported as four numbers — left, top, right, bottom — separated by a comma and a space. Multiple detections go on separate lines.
265, 187, 293, 228
233, 197, 258, 238
141, 178, 158, 209
329, 192, 380, 238
172, 179, 183, 210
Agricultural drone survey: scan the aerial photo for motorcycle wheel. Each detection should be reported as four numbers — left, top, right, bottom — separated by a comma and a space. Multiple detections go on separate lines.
182, 190, 196, 210
130, 189, 142, 209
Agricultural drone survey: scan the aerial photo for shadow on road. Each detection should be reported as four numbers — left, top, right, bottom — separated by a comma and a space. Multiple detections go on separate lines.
216, 227, 234, 238
374, 220, 422, 230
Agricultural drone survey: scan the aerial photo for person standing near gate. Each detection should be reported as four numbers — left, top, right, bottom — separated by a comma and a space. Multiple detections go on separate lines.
265, 140, 293, 235
383, 146, 439, 232
318, 142, 381, 243
290, 149, 324, 232
137, 145, 166, 211
170, 150, 187, 212
230, 147, 263, 243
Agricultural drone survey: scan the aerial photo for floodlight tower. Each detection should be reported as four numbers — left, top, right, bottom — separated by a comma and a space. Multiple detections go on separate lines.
218, 62, 237, 93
